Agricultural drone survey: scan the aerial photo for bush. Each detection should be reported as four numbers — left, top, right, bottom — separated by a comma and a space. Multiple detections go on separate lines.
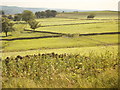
87, 14, 95, 19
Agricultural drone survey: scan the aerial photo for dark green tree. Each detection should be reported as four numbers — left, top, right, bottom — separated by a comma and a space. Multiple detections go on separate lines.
22, 10, 35, 22
0, 10, 5, 15
14, 14, 22, 21
87, 14, 95, 19
8, 15, 13, 20
2, 17, 14, 36
40, 11, 46, 18
51, 10, 57, 17
35, 12, 39, 18
45, 10, 52, 18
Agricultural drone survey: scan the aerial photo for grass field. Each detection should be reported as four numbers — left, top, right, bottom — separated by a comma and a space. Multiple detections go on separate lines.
2, 34, 118, 52
36, 18, 117, 26
36, 22, 118, 34
56, 11, 118, 19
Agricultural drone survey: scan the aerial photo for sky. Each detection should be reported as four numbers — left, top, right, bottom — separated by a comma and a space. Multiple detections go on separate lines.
1, 0, 120, 11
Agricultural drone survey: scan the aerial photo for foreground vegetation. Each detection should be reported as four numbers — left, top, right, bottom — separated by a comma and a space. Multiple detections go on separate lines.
2, 51, 118, 88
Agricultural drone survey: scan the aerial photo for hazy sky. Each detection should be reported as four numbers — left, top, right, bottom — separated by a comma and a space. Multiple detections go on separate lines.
1, 0, 119, 11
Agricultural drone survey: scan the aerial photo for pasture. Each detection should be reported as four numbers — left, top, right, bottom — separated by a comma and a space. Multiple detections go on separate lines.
2, 34, 118, 52
56, 11, 118, 19
36, 22, 118, 34
1, 11, 119, 88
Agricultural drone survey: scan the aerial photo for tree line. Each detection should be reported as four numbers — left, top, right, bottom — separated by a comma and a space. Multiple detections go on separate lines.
35, 10, 57, 18
0, 10, 57, 21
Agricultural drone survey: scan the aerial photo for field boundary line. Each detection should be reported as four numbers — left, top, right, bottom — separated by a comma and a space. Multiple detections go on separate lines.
0, 35, 61, 41
24, 29, 64, 35
25, 30, 120, 36
79, 32, 120, 36
1, 32, 119, 41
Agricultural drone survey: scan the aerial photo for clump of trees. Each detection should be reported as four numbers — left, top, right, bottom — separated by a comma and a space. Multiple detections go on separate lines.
35, 10, 57, 18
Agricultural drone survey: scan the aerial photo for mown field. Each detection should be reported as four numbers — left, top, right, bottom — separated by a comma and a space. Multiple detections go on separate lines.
56, 11, 118, 19
2, 34, 118, 52
1, 11, 119, 88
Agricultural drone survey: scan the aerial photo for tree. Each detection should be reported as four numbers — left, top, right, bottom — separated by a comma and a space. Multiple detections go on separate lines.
14, 14, 22, 21
28, 19, 41, 30
40, 11, 46, 18
8, 15, 13, 20
0, 10, 5, 15
35, 12, 39, 18
22, 10, 35, 22
2, 17, 14, 37
87, 14, 95, 19
51, 10, 57, 17
45, 10, 52, 18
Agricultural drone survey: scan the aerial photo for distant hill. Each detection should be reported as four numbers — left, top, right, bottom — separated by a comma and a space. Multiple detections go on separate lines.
1, 6, 48, 14
1, 6, 93, 15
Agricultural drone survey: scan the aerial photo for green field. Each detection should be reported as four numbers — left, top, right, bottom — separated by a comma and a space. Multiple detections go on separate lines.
57, 11, 118, 19
36, 18, 116, 26
36, 22, 118, 34
2, 34, 118, 52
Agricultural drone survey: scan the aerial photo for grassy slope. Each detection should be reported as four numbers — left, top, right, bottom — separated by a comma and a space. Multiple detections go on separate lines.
36, 18, 116, 26
56, 11, 118, 19
36, 22, 118, 34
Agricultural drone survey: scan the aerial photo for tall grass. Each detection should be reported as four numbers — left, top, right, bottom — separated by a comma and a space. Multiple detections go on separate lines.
2, 51, 118, 88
